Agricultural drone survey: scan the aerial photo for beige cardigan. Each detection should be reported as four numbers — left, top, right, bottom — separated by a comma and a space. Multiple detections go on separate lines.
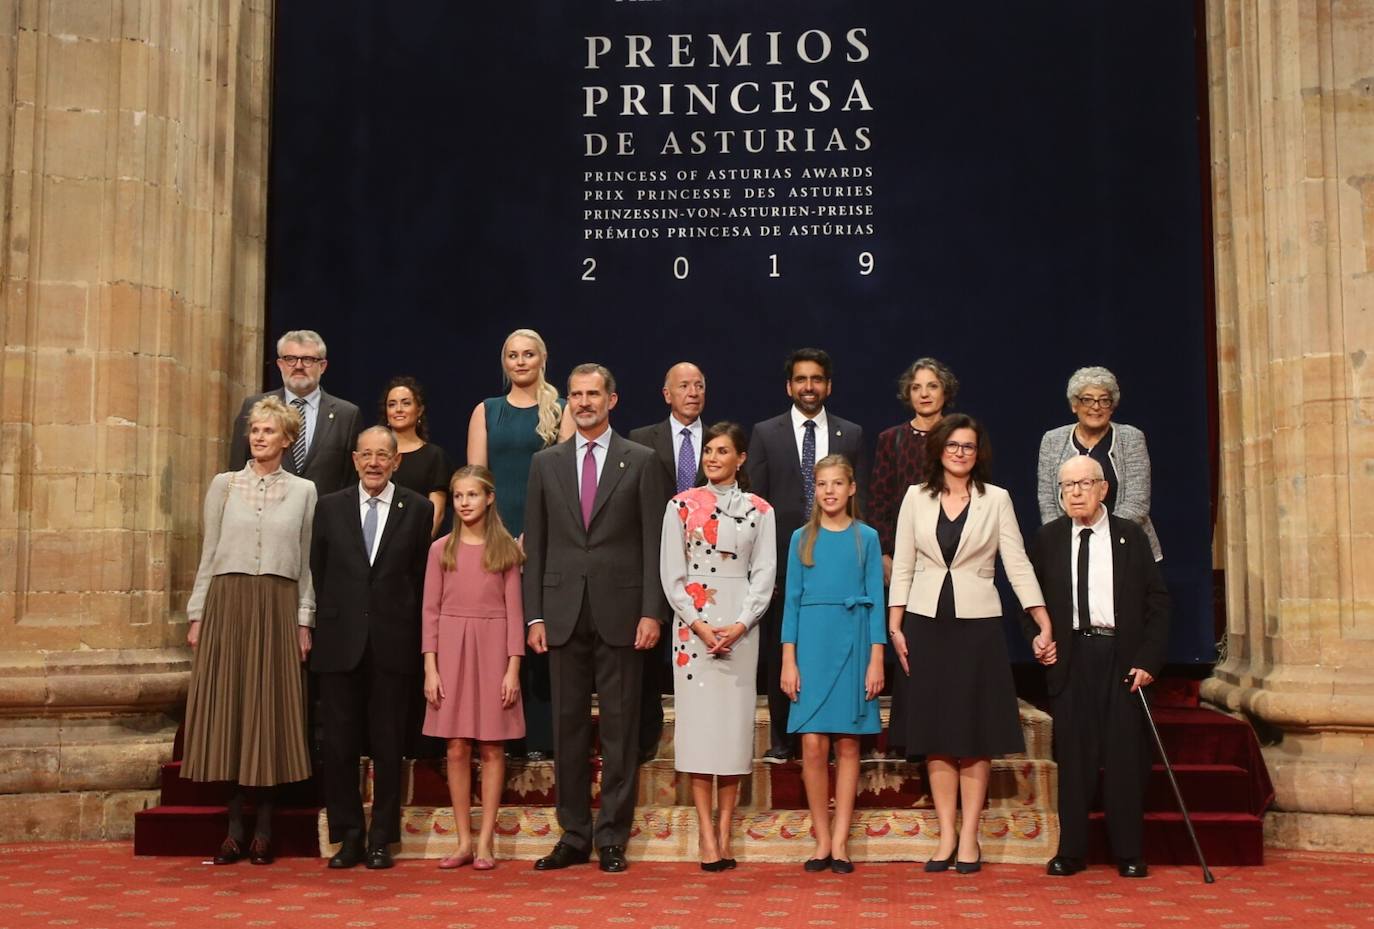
888, 482, 1043, 619
186, 464, 318, 626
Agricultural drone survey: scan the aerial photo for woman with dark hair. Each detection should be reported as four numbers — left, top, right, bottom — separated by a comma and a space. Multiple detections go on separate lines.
887, 414, 1053, 874
381, 376, 451, 539
660, 422, 777, 870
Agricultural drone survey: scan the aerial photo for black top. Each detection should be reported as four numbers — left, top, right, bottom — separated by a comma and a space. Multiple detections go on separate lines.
1071, 427, 1118, 512
393, 442, 452, 497
934, 501, 970, 621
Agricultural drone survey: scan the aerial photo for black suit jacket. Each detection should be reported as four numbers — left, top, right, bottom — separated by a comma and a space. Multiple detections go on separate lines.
628, 418, 706, 509
231, 388, 363, 496
309, 484, 434, 675
746, 409, 868, 578
1025, 514, 1171, 696
522, 431, 669, 648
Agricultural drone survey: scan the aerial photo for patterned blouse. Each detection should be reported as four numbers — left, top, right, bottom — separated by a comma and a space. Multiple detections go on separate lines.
869, 423, 932, 556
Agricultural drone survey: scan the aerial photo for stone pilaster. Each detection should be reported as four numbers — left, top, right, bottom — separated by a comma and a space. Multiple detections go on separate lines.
0, 0, 272, 840
1201, 0, 1374, 851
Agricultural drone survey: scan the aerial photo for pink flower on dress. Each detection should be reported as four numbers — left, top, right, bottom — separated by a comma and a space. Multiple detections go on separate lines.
749, 494, 772, 514
703, 517, 719, 547
675, 488, 717, 534
684, 582, 715, 611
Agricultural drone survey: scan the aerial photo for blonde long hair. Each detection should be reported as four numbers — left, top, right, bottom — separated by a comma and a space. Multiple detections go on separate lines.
502, 328, 562, 447
440, 465, 525, 574
798, 454, 862, 567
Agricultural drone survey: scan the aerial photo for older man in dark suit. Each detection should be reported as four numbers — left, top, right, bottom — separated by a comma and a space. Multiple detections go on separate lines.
310, 426, 434, 870
231, 329, 362, 496
1026, 455, 1170, 878
523, 363, 669, 873
747, 347, 868, 762
628, 361, 706, 762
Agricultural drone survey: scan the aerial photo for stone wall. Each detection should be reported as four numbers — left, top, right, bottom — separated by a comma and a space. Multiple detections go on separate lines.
1201, 0, 1374, 851
0, 0, 272, 840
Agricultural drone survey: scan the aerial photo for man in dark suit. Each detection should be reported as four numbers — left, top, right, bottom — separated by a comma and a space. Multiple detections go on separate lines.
1025, 455, 1170, 878
524, 363, 669, 873
310, 426, 434, 870
746, 347, 868, 762
628, 361, 706, 763
231, 329, 363, 496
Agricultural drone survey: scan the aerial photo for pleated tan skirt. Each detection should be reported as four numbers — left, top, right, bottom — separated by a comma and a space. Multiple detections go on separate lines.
181, 573, 310, 786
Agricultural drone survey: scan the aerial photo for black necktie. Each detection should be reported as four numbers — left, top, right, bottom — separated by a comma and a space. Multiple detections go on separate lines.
801, 420, 817, 512
1077, 527, 1092, 631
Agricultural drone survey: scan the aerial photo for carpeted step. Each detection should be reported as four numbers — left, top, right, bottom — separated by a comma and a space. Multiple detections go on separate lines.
133, 804, 323, 857
1088, 810, 1264, 866
1140, 763, 1252, 813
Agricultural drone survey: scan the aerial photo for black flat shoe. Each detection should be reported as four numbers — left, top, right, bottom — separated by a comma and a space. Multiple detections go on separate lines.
830, 858, 855, 874
700, 858, 730, 872
803, 856, 832, 873
328, 839, 365, 869
212, 837, 245, 865
598, 844, 629, 873
1118, 858, 1149, 878
1047, 855, 1085, 876
723, 858, 737, 870
534, 841, 590, 871
923, 853, 955, 873
248, 836, 273, 866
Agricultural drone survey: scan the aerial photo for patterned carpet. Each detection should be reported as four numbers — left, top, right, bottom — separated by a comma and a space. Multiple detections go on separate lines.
2, 842, 1372, 929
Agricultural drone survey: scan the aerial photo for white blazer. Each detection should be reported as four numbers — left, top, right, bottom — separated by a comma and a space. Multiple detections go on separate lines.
888, 482, 1044, 619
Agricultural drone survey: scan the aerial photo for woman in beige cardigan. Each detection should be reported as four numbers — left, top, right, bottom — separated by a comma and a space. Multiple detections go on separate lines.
887, 414, 1054, 874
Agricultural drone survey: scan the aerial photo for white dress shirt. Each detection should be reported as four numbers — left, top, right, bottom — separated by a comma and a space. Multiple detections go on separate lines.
789, 406, 829, 464
1070, 504, 1116, 630
287, 386, 321, 454
670, 416, 703, 469
358, 481, 395, 565
575, 428, 612, 483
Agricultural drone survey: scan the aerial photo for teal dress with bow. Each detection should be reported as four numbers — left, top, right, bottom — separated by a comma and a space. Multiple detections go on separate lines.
781, 522, 886, 734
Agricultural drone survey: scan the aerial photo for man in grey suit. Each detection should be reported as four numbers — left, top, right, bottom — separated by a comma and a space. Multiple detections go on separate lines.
230, 329, 363, 496
523, 363, 669, 873
747, 347, 869, 761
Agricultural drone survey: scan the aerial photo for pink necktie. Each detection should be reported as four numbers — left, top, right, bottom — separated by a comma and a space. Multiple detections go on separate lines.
580, 443, 598, 528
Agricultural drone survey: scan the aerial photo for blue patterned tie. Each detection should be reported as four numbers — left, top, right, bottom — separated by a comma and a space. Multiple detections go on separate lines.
802, 420, 817, 513
363, 497, 379, 563
290, 398, 308, 472
676, 428, 695, 494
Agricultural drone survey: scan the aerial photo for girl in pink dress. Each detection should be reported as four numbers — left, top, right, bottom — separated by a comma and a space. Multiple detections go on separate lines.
422, 465, 525, 870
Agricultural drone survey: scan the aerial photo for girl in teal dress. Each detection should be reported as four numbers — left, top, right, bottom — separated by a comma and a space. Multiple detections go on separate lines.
780, 454, 886, 874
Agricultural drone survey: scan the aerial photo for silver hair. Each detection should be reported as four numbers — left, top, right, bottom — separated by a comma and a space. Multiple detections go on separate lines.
355, 425, 398, 454
276, 329, 328, 358
1059, 456, 1105, 481
1065, 366, 1120, 409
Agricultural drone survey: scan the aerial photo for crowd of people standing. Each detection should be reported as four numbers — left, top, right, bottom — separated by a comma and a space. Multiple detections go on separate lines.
182, 327, 1170, 881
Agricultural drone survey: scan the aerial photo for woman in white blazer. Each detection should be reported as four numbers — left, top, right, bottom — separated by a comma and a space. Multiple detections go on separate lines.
887, 414, 1054, 874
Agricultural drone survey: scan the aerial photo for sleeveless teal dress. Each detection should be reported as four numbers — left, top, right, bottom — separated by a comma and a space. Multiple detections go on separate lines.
483, 396, 562, 537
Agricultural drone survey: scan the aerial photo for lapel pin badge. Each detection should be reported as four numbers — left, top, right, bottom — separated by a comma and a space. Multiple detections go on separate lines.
398, 501, 405, 508
1119, 537, 1125, 544
328, 412, 335, 419
836, 430, 843, 436
619, 461, 626, 469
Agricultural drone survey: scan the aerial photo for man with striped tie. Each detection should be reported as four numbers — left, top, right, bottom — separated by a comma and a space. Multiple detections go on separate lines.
629, 362, 707, 764
231, 329, 363, 496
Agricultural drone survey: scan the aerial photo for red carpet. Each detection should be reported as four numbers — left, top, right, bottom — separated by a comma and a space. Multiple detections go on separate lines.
3, 842, 1372, 929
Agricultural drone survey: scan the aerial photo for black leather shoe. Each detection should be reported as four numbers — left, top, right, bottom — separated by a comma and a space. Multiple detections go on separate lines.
955, 845, 982, 874
830, 858, 855, 874
723, 858, 737, 870
598, 845, 629, 873
701, 858, 730, 873
248, 836, 274, 866
533, 841, 590, 871
328, 839, 365, 869
212, 837, 245, 865
762, 747, 791, 765
1118, 858, 1149, 878
365, 846, 394, 870
1047, 856, 1085, 876
923, 853, 955, 873
803, 855, 832, 872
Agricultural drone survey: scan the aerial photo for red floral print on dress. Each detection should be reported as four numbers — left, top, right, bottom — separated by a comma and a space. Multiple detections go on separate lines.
684, 582, 715, 611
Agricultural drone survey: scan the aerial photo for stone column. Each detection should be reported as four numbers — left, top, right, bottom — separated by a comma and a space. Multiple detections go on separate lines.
1201, 0, 1374, 851
0, 0, 272, 840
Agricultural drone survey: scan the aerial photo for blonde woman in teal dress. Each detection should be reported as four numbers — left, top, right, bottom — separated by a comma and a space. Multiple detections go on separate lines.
780, 454, 886, 875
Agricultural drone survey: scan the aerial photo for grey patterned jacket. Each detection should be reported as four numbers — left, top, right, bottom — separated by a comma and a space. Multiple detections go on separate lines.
1036, 422, 1162, 562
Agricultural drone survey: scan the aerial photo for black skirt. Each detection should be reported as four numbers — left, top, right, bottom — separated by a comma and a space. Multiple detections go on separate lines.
899, 610, 1025, 758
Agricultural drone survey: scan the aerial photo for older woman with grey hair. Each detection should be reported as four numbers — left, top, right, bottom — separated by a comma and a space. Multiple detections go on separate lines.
1036, 366, 1162, 561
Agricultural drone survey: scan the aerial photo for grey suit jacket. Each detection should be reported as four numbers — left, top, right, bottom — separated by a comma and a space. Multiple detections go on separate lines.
521, 430, 670, 648
231, 388, 363, 497
1036, 422, 1161, 561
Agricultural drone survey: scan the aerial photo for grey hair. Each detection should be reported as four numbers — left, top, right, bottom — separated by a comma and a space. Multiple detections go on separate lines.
1058, 456, 1105, 481
355, 425, 398, 454
897, 357, 959, 410
568, 362, 616, 396
277, 329, 328, 358
1065, 366, 1120, 409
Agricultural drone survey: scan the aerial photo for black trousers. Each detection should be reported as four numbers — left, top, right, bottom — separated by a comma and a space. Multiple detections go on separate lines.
318, 645, 415, 847
1052, 633, 1151, 860
549, 593, 643, 852
637, 627, 669, 757
759, 594, 791, 752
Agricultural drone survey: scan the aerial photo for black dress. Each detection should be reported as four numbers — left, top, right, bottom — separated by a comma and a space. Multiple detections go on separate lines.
1071, 428, 1118, 513
393, 442, 452, 499
899, 502, 1026, 758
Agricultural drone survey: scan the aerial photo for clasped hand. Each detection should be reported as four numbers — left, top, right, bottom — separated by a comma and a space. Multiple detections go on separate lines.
693, 620, 746, 656
1031, 633, 1057, 666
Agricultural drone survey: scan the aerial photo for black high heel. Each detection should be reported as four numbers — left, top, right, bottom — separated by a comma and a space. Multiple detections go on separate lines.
701, 858, 730, 872
955, 844, 982, 874
923, 852, 956, 873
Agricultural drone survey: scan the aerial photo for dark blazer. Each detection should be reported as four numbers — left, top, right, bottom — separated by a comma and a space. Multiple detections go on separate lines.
522, 431, 669, 648
1025, 514, 1170, 696
231, 388, 363, 496
746, 409, 868, 577
309, 483, 434, 675
628, 417, 705, 508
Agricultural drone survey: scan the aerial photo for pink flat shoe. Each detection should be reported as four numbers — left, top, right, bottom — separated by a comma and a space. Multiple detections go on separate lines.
438, 852, 474, 870
473, 857, 497, 871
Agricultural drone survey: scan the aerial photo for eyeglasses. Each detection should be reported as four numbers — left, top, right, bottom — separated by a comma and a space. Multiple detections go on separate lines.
355, 451, 394, 463
279, 355, 323, 367
1059, 478, 1103, 493
1074, 394, 1114, 410
943, 442, 978, 456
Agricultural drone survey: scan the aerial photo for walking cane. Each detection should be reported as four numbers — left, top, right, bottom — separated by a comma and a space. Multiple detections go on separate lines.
1135, 685, 1216, 883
